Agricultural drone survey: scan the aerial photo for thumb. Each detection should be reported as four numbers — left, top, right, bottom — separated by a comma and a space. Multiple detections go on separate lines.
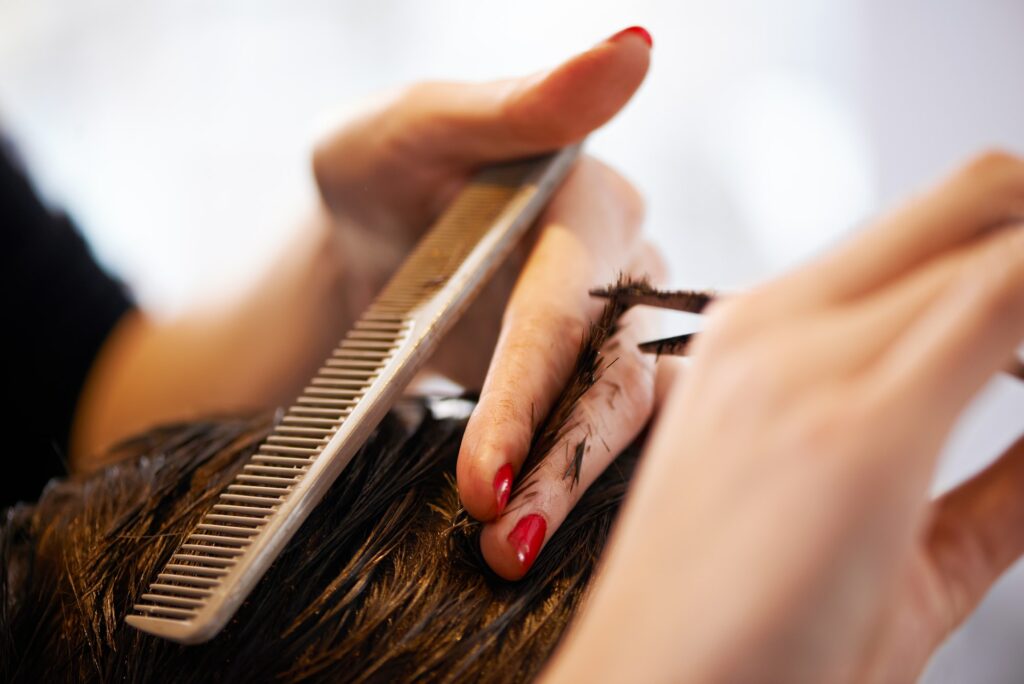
401, 26, 652, 163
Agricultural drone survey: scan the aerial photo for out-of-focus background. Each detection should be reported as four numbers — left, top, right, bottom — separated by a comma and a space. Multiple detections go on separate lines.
1, 1, 1022, 679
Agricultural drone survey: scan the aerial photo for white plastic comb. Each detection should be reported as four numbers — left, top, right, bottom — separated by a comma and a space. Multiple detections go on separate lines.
126, 145, 581, 643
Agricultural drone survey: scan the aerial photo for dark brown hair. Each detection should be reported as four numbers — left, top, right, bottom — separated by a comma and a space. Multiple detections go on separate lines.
1, 279, 650, 683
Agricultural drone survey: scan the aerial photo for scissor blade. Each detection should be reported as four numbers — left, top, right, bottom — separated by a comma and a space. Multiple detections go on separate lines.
638, 333, 698, 357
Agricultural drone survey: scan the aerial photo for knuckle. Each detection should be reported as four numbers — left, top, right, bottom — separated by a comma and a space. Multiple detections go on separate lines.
615, 338, 654, 377
957, 148, 1024, 194
582, 158, 646, 243
550, 158, 646, 249
963, 148, 1022, 178
312, 87, 409, 199
386, 81, 459, 157
600, 356, 655, 427
616, 375, 655, 427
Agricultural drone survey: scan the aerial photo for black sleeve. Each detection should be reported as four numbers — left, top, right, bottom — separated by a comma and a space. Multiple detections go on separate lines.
0, 144, 135, 508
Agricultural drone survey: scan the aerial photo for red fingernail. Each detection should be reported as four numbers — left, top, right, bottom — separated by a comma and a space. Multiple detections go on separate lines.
608, 26, 653, 48
494, 464, 513, 516
508, 514, 547, 572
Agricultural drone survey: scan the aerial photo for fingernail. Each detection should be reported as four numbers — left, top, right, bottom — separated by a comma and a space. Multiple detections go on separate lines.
507, 514, 547, 572
494, 464, 513, 516
608, 25, 653, 48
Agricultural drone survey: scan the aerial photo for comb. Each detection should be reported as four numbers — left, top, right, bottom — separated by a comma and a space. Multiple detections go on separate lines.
126, 145, 581, 643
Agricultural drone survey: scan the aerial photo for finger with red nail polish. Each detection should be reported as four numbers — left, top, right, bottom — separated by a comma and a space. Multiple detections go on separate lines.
454, 35, 653, 525
479, 294, 661, 580
456, 158, 651, 527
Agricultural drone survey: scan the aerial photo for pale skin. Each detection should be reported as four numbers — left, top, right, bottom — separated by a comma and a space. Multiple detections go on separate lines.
545, 151, 1024, 682
70, 29, 662, 579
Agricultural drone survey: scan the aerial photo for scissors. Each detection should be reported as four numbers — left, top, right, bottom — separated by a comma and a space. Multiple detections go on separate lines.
591, 281, 1024, 382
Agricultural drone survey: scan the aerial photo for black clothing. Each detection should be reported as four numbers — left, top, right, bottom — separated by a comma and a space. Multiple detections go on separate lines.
1, 144, 134, 508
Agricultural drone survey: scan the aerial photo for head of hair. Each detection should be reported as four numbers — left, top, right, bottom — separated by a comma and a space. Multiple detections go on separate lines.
1, 278, 650, 683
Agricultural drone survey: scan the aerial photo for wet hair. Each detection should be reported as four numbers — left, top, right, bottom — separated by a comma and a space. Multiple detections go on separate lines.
0, 279, 650, 683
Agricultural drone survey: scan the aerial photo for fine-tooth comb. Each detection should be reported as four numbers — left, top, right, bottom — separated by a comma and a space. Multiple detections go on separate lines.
127, 145, 581, 644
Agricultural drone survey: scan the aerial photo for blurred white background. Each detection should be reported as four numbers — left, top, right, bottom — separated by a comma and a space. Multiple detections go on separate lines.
1, 1, 1023, 680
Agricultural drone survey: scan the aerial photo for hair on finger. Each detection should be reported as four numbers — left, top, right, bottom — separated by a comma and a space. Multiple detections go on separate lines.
511, 274, 654, 502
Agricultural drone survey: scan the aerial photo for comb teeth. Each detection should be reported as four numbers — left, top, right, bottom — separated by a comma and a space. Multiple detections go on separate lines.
127, 147, 582, 644
128, 324, 412, 634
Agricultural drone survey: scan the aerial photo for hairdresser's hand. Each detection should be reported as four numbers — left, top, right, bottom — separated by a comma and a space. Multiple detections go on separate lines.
313, 27, 651, 388
546, 151, 1024, 683
313, 28, 664, 577
466, 156, 669, 580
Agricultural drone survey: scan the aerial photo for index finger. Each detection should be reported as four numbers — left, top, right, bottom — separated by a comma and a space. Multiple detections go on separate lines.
742, 151, 1024, 330
456, 158, 645, 521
